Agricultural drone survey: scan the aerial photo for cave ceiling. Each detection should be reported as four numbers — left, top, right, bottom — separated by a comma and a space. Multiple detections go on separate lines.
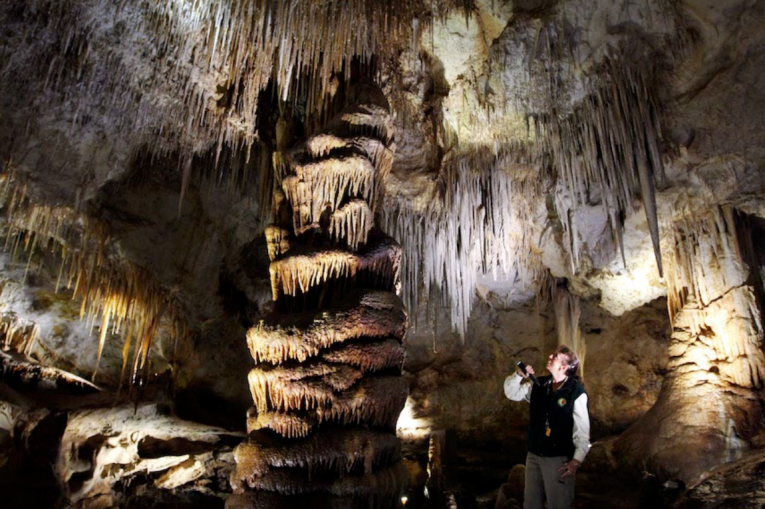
1, 0, 764, 371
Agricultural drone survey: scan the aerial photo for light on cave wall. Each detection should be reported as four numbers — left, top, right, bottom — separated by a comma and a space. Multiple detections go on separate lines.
396, 396, 432, 439
0, 173, 189, 386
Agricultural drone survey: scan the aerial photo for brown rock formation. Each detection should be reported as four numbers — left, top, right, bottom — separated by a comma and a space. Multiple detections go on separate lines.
231, 84, 409, 506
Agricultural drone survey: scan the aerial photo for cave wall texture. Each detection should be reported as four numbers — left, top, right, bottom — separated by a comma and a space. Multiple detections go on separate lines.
1, 0, 765, 507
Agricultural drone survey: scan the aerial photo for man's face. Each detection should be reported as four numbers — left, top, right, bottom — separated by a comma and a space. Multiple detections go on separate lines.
546, 350, 569, 376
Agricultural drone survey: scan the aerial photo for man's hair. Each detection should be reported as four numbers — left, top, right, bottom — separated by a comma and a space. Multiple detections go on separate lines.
556, 345, 580, 378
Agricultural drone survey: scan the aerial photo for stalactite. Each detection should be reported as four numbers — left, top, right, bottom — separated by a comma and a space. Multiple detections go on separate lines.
314, 376, 409, 429
248, 376, 408, 438
0, 172, 190, 386
536, 62, 665, 278
0, 313, 39, 356
246, 409, 315, 439
234, 462, 408, 500
321, 339, 405, 373
328, 200, 374, 251
233, 429, 401, 480
383, 146, 546, 337
247, 363, 364, 413
247, 290, 406, 364
264, 225, 291, 261
553, 287, 585, 376
1, 0, 471, 205
268, 237, 400, 300
383, 54, 667, 339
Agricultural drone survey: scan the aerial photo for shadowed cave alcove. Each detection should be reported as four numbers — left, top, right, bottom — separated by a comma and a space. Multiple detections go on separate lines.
2, 0, 765, 508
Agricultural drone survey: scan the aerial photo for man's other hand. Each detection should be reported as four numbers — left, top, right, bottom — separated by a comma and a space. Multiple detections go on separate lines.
558, 459, 580, 480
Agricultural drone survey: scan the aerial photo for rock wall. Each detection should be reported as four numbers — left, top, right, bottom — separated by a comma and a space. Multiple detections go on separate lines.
400, 292, 670, 451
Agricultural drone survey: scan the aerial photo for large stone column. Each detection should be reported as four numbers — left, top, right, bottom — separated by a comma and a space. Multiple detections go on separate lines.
229, 84, 409, 508
615, 206, 765, 482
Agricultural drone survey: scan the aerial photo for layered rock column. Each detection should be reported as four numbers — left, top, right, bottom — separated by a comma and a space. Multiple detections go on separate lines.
230, 85, 409, 507
616, 206, 765, 482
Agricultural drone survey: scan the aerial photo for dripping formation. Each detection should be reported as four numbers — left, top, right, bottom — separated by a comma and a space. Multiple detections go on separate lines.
383, 58, 667, 337
0, 172, 191, 388
232, 83, 409, 506
384, 146, 546, 337
536, 62, 665, 278
3, 0, 668, 342
0, 0, 474, 206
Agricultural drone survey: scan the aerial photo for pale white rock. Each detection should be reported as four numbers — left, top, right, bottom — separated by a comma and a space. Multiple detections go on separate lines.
56, 403, 241, 506
586, 205, 667, 316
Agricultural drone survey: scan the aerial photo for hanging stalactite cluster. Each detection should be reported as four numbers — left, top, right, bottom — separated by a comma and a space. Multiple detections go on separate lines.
384, 146, 546, 337
233, 84, 408, 505
537, 61, 665, 277
380, 2, 677, 338
383, 55, 667, 337
0, 312, 39, 356
0, 0, 473, 207
0, 172, 191, 387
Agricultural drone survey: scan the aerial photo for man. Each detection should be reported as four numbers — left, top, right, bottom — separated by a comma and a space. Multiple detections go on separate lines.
504, 345, 590, 509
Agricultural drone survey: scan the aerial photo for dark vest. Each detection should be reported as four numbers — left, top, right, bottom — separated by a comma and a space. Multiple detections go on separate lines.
527, 375, 586, 458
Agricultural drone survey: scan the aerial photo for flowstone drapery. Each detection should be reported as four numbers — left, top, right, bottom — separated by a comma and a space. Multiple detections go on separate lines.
615, 206, 765, 482
230, 85, 409, 508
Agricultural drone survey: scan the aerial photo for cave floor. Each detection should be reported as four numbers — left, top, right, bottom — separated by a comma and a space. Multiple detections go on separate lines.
2, 381, 763, 509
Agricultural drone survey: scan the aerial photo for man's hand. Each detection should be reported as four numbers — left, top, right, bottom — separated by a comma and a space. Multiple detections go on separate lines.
558, 459, 580, 480
519, 365, 535, 378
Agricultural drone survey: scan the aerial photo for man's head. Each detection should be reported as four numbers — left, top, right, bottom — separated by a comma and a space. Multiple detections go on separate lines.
545, 345, 580, 379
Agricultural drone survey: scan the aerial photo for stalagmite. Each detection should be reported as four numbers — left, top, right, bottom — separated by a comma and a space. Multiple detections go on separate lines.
616, 206, 765, 483
56, 404, 241, 507
233, 83, 408, 505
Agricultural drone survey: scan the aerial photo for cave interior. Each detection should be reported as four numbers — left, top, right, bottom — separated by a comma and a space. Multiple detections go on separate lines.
2, 0, 765, 508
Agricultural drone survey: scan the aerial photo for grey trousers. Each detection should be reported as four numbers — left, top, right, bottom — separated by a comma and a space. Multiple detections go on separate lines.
523, 453, 575, 509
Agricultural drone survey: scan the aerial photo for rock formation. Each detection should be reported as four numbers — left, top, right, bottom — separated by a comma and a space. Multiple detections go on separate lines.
229, 84, 409, 507
616, 206, 765, 482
